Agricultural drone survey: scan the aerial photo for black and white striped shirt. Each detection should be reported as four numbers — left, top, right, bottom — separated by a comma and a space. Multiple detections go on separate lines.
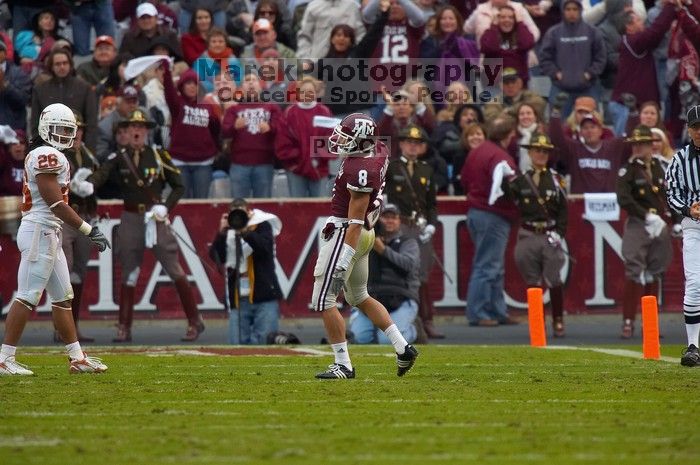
666, 144, 700, 217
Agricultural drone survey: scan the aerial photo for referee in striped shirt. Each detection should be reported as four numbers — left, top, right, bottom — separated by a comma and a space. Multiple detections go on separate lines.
666, 105, 700, 366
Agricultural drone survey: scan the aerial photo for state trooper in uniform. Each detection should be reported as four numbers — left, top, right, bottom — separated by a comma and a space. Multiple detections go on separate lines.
616, 125, 673, 339
55, 110, 101, 343
506, 133, 568, 337
88, 110, 205, 342
385, 124, 443, 339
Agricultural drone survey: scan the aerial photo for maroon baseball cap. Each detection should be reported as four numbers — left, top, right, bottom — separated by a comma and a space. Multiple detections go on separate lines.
118, 85, 139, 101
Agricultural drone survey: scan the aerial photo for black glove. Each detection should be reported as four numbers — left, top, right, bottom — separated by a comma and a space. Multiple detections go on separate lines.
88, 226, 111, 252
553, 92, 569, 112
621, 93, 637, 111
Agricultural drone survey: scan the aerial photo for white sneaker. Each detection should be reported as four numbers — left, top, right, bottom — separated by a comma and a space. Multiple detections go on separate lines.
0, 357, 35, 376
69, 353, 108, 374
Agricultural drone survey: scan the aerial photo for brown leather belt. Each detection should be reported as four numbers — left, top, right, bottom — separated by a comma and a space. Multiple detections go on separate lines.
123, 203, 151, 214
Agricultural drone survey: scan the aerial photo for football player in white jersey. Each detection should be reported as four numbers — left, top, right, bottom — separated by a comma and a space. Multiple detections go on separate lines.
0, 103, 111, 376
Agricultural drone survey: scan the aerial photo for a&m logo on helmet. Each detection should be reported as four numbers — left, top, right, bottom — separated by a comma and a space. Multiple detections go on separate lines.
328, 113, 378, 156
352, 118, 375, 138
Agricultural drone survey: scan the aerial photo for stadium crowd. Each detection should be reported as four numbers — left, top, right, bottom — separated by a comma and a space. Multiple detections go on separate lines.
0, 0, 699, 343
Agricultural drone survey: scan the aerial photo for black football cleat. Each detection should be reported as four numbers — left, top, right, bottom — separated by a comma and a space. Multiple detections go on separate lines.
396, 344, 419, 377
681, 344, 700, 367
315, 363, 355, 379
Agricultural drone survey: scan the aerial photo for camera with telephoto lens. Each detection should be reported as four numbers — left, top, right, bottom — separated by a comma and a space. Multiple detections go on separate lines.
227, 207, 249, 230
227, 198, 250, 230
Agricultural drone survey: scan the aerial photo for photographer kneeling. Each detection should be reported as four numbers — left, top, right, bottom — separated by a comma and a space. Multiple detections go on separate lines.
349, 204, 421, 345
209, 198, 283, 344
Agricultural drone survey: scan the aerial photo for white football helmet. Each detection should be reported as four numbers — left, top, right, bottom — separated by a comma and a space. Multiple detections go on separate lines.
38, 103, 78, 150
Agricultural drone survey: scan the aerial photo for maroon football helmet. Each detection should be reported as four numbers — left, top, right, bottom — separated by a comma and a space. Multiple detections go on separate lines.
328, 113, 377, 155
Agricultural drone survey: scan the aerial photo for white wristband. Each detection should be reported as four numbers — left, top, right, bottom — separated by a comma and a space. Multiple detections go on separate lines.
79, 221, 92, 235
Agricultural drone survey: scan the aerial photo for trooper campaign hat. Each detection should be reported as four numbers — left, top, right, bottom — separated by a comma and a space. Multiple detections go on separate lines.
398, 124, 428, 142
118, 109, 156, 128
624, 125, 654, 143
520, 132, 555, 150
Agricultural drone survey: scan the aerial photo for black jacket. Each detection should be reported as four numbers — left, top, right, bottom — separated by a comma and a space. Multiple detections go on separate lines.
210, 221, 282, 307
0, 61, 31, 130
368, 229, 420, 310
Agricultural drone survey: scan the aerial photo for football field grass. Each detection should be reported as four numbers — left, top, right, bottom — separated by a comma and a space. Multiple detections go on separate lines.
1, 345, 699, 465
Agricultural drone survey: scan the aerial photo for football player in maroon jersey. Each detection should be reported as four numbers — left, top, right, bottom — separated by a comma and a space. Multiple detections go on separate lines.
312, 113, 419, 379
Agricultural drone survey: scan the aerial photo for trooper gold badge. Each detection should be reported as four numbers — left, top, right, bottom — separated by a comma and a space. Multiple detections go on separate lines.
652, 186, 659, 193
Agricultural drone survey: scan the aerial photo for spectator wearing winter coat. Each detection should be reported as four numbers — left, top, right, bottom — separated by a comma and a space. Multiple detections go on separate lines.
594, 0, 631, 105
240, 18, 296, 60
0, 41, 31, 131
120, 3, 183, 58
178, 0, 227, 34
30, 49, 98, 151
96, 85, 142, 160
609, 1, 676, 136
377, 89, 436, 159
181, 8, 214, 65
482, 67, 547, 121
479, 5, 536, 85
14, 9, 65, 67
252, 0, 296, 49
432, 102, 483, 192
163, 63, 221, 198
76, 36, 118, 88
296, 0, 366, 60
318, 5, 390, 116
420, 5, 479, 99
226, 0, 293, 47
222, 73, 282, 198
464, 0, 540, 43
275, 77, 334, 197
194, 27, 243, 93
538, 0, 607, 119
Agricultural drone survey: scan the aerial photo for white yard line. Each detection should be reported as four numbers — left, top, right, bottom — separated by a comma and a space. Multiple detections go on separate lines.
544, 345, 677, 363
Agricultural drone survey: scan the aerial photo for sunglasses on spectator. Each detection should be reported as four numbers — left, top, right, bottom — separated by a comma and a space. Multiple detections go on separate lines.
652, 138, 662, 142
258, 10, 276, 16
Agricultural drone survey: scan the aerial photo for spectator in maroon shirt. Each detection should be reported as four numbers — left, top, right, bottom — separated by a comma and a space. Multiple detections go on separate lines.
181, 8, 213, 65
222, 73, 281, 198
563, 96, 615, 142
275, 77, 334, 197
460, 115, 520, 326
163, 62, 221, 198
609, 0, 676, 136
549, 106, 635, 194
479, 5, 536, 85
0, 130, 27, 196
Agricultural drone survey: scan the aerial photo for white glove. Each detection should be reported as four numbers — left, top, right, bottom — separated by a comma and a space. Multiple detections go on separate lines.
150, 204, 169, 222
69, 167, 95, 197
671, 223, 683, 238
546, 231, 562, 247
69, 179, 94, 198
329, 243, 355, 295
644, 213, 666, 239
419, 224, 436, 244
73, 167, 92, 182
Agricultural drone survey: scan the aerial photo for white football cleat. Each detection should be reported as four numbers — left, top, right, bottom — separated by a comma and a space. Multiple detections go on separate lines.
69, 353, 108, 374
0, 357, 35, 376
